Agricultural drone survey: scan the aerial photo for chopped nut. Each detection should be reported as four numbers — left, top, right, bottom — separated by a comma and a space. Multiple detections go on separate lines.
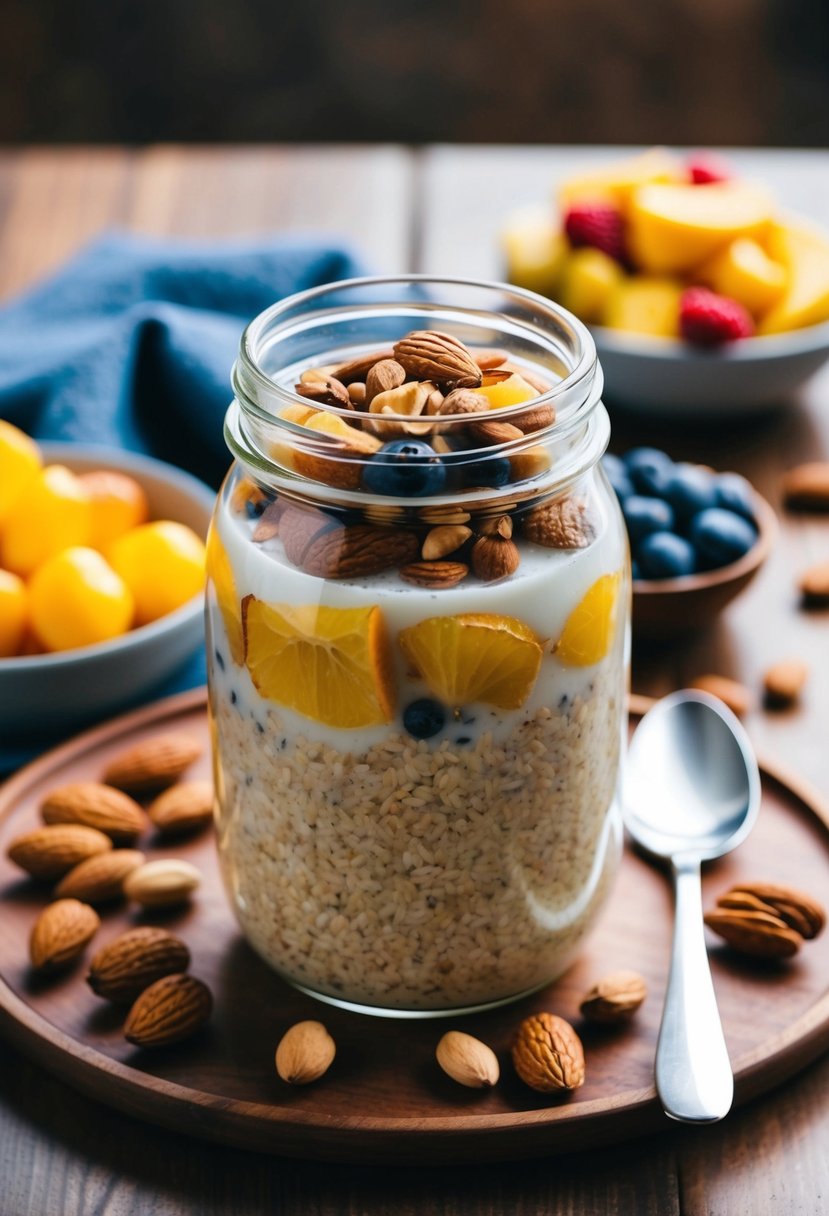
763, 659, 808, 707
422, 525, 472, 560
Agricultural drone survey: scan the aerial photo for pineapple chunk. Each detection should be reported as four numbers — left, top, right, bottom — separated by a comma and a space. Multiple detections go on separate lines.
697, 238, 786, 318
756, 221, 829, 335
558, 248, 625, 324
473, 373, 539, 409
628, 182, 774, 274
603, 277, 683, 338
558, 147, 682, 212
502, 206, 567, 297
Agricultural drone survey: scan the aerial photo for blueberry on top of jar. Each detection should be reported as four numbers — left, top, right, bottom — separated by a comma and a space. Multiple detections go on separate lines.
403, 698, 446, 740
362, 440, 447, 497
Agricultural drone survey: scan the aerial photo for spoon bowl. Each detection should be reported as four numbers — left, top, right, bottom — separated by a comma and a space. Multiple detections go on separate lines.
624, 690, 761, 1124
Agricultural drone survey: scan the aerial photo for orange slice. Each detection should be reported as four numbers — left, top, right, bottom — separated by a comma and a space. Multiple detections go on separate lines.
398, 613, 543, 709
206, 526, 245, 666
554, 572, 621, 667
242, 599, 395, 728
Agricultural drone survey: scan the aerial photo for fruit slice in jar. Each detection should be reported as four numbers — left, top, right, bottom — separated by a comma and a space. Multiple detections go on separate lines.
398, 614, 543, 710
242, 599, 395, 728
553, 572, 621, 667
206, 526, 244, 666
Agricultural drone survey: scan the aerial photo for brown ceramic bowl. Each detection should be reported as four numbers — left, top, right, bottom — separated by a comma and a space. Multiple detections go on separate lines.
632, 490, 777, 640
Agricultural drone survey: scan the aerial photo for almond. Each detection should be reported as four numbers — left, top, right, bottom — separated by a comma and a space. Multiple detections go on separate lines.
30, 899, 100, 970
763, 659, 808, 707
580, 970, 647, 1024
88, 927, 190, 1004
523, 496, 595, 549
703, 907, 802, 958
275, 1020, 336, 1085
471, 347, 509, 370
252, 503, 282, 542
393, 330, 482, 389
332, 349, 395, 384
8, 824, 113, 880
102, 734, 203, 795
283, 520, 421, 580
364, 358, 406, 407
799, 561, 829, 604
467, 418, 524, 447
471, 534, 520, 583
40, 782, 147, 843
124, 974, 212, 1047
148, 780, 214, 836
690, 674, 753, 717
436, 1031, 499, 1088
399, 561, 469, 589
295, 376, 351, 409
511, 403, 555, 434
512, 1012, 585, 1092
123, 858, 202, 908
782, 461, 829, 509
719, 881, 824, 940
422, 524, 472, 560
55, 849, 145, 904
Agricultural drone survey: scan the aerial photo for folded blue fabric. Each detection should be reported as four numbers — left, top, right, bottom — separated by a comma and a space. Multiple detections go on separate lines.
0, 232, 366, 770
0, 231, 366, 487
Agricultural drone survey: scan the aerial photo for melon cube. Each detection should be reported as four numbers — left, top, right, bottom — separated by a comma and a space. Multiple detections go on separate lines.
558, 248, 625, 324
473, 374, 539, 410
628, 182, 774, 274
502, 206, 567, 297
602, 277, 683, 338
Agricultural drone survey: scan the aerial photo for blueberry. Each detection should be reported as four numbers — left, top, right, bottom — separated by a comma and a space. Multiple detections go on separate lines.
637, 532, 697, 579
362, 440, 447, 497
690, 508, 758, 567
714, 473, 756, 523
623, 447, 674, 494
623, 495, 675, 542
602, 454, 635, 501
663, 463, 718, 523
462, 455, 512, 488
403, 698, 446, 740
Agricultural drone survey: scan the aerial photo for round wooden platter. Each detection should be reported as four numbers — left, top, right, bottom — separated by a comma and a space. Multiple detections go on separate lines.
0, 689, 828, 1165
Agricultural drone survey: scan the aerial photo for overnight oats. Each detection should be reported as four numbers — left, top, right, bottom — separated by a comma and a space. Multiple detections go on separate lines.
206, 278, 630, 1015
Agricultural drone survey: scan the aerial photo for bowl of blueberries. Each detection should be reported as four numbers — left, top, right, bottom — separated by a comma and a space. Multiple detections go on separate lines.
603, 446, 776, 638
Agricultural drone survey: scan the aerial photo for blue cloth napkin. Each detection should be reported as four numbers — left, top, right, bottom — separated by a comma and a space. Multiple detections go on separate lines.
0, 231, 367, 770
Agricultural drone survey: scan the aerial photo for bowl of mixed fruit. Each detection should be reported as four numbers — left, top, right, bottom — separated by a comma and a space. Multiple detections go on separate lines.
604, 446, 776, 638
0, 422, 214, 742
503, 148, 829, 412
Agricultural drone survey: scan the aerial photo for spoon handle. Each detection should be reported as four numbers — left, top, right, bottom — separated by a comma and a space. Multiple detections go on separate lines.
656, 858, 733, 1123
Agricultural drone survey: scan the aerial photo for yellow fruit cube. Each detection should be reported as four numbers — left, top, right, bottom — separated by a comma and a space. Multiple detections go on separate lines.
557, 248, 625, 324
108, 521, 206, 626
0, 569, 28, 657
472, 373, 539, 410
628, 182, 774, 274
0, 421, 41, 526
558, 147, 682, 212
79, 470, 150, 550
602, 277, 683, 338
696, 238, 787, 318
29, 547, 134, 652
502, 206, 567, 297
756, 221, 829, 335
0, 464, 92, 577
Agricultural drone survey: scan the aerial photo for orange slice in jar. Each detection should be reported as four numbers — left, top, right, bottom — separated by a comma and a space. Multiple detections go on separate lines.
398, 613, 543, 710
553, 572, 622, 667
242, 599, 395, 728
206, 525, 245, 666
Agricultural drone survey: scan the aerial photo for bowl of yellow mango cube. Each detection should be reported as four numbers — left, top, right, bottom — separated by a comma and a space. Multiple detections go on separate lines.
502, 147, 829, 413
0, 421, 215, 743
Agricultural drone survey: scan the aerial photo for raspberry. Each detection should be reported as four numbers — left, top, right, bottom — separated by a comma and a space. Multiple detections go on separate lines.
679, 288, 755, 346
563, 203, 626, 262
687, 153, 731, 185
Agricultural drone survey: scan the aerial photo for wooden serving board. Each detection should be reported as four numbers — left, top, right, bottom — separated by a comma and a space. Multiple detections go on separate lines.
0, 688, 827, 1165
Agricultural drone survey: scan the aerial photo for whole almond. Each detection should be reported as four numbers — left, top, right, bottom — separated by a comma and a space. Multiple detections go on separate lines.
721, 882, 825, 940
88, 927, 190, 1003
467, 418, 524, 447
523, 496, 595, 549
471, 347, 509, 370
512, 403, 555, 434
124, 974, 212, 1047
422, 524, 472, 560
148, 780, 214, 837
55, 849, 145, 904
399, 561, 469, 589
782, 461, 829, 509
704, 908, 802, 958
347, 381, 367, 407
471, 535, 520, 582
102, 734, 203, 795
580, 970, 647, 1024
30, 899, 100, 970
799, 561, 829, 605
283, 522, 420, 580
393, 330, 482, 389
436, 1031, 499, 1088
123, 858, 202, 908
332, 349, 395, 384
364, 358, 406, 407
763, 659, 808, 707
8, 824, 113, 880
512, 1012, 585, 1092
690, 674, 753, 717
275, 1020, 336, 1085
295, 376, 351, 409
41, 782, 147, 843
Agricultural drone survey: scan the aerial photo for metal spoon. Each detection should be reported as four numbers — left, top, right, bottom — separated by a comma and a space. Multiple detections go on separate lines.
624, 689, 761, 1123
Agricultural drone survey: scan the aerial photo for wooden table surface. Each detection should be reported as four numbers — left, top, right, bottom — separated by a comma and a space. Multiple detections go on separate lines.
1, 145, 828, 1214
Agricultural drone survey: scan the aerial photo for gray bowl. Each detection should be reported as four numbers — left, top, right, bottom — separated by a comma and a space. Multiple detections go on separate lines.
0, 444, 216, 746
594, 320, 829, 414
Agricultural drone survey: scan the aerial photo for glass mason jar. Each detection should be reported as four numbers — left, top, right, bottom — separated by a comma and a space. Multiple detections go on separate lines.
206, 277, 630, 1017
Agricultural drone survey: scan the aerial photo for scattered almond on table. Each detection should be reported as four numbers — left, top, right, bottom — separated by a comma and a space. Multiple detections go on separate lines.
7, 823, 112, 880
511, 1012, 585, 1093
275, 1021, 336, 1085
102, 733, 203, 795
763, 659, 808, 708
148, 780, 215, 837
123, 858, 202, 908
124, 973, 212, 1048
579, 970, 647, 1025
782, 461, 829, 510
799, 561, 829, 605
40, 782, 148, 842
54, 848, 145, 904
29, 899, 100, 970
436, 1031, 500, 1089
87, 927, 191, 1004
689, 674, 753, 717
704, 881, 826, 959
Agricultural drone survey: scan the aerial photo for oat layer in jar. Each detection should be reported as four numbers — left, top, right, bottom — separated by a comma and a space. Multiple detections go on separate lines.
207, 277, 630, 1016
